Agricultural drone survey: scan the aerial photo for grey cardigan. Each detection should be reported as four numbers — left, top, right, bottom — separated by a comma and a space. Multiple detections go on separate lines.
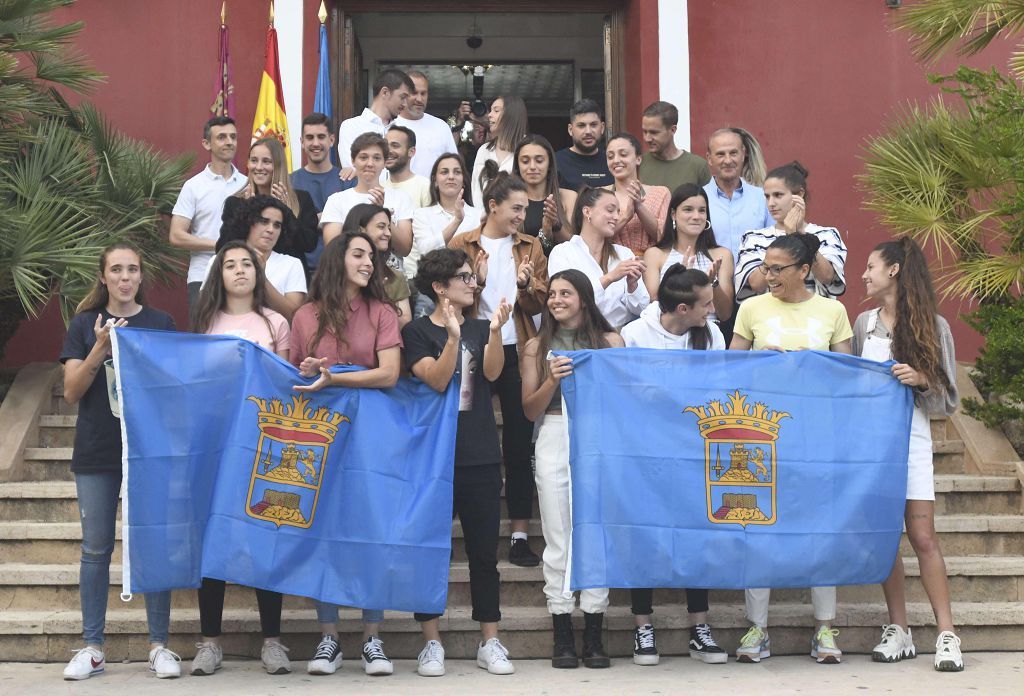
851, 309, 958, 416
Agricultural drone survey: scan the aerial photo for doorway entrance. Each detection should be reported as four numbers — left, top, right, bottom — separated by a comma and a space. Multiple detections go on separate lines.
328, 3, 627, 147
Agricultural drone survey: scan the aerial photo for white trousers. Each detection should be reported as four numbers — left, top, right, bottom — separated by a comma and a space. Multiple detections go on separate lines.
534, 414, 609, 615
744, 586, 836, 628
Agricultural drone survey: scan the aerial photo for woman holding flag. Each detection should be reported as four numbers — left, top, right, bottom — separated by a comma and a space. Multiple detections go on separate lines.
520, 269, 623, 669
60, 243, 179, 680
854, 237, 963, 672
729, 233, 852, 664
289, 231, 402, 677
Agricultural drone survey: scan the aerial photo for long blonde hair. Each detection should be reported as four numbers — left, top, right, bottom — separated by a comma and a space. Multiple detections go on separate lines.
235, 138, 299, 216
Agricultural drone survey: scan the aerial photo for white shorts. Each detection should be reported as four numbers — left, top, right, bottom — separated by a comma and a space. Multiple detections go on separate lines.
907, 405, 935, 501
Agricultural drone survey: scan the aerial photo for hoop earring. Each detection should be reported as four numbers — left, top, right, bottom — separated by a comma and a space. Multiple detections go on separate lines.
704, 220, 712, 231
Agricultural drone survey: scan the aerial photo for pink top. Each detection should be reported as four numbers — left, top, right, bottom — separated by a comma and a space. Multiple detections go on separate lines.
613, 184, 671, 256
289, 296, 402, 369
207, 309, 290, 355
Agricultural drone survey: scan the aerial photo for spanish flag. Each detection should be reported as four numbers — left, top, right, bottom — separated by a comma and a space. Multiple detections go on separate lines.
252, 2, 291, 170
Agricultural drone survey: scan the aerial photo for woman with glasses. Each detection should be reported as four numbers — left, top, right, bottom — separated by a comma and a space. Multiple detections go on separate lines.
733, 161, 846, 303
728, 234, 852, 664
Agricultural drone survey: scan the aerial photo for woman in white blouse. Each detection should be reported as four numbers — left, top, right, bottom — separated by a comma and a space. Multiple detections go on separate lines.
410, 152, 483, 316
548, 187, 649, 329
471, 96, 528, 208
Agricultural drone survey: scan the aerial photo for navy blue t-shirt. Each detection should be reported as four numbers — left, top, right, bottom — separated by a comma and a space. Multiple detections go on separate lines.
291, 167, 355, 271
555, 147, 613, 191
59, 306, 176, 473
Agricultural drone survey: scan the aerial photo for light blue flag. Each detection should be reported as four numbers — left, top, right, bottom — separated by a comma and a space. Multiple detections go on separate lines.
313, 22, 338, 167
111, 328, 458, 614
559, 348, 913, 591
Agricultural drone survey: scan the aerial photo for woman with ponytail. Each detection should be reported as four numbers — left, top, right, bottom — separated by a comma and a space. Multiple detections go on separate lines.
548, 186, 649, 329
729, 233, 852, 665
854, 237, 962, 672
734, 161, 846, 303
619, 265, 727, 666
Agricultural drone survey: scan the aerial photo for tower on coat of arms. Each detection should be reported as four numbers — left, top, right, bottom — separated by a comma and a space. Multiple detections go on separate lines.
245, 394, 349, 529
684, 390, 790, 527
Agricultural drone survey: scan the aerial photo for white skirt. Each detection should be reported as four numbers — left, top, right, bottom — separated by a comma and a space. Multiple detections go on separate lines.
907, 405, 935, 501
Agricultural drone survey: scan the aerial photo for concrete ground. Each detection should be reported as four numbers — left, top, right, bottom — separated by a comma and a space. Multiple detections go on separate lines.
3, 654, 1022, 696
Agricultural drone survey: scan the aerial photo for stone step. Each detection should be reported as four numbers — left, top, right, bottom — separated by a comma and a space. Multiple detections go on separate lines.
2, 555, 1020, 612
0, 602, 1019, 662
37, 415, 77, 448
18, 447, 74, 482
932, 440, 966, 475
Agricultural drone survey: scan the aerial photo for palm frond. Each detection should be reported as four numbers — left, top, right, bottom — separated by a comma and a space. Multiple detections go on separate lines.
896, 0, 1024, 62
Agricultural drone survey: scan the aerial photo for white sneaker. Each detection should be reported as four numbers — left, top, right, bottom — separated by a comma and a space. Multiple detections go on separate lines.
934, 630, 964, 672
872, 624, 916, 663
417, 639, 446, 677
476, 637, 515, 675
361, 636, 393, 676
190, 641, 223, 676
63, 646, 105, 680
261, 640, 291, 675
148, 645, 181, 679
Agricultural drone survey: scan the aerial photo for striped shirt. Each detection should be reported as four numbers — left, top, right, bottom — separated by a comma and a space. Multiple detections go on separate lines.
734, 223, 847, 302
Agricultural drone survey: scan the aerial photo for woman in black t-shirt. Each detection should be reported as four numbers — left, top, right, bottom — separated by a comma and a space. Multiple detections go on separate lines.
400, 248, 516, 677
59, 243, 179, 680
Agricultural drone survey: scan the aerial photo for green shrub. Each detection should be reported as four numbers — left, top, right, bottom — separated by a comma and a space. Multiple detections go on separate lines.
961, 300, 1024, 427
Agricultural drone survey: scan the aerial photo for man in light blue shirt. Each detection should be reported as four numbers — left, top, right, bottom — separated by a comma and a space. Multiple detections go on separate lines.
702, 128, 772, 260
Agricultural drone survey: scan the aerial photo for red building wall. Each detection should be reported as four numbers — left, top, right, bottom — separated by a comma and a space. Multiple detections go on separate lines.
4, 0, 1011, 366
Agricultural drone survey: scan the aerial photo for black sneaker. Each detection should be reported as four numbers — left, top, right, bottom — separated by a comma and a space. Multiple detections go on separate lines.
508, 538, 540, 567
307, 635, 342, 675
689, 623, 727, 664
633, 624, 659, 666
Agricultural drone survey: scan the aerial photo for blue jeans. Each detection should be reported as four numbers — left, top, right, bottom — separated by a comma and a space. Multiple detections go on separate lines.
76, 471, 171, 645
314, 601, 384, 626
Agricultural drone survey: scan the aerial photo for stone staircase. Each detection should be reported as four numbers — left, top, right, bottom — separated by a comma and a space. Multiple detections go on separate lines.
0, 365, 1021, 663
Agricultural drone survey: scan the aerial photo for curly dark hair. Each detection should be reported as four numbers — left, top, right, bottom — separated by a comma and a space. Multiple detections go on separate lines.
216, 195, 296, 254
414, 247, 471, 302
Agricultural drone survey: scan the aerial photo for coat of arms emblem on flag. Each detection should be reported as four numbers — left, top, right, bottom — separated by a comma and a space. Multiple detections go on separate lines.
686, 390, 790, 527
246, 394, 349, 529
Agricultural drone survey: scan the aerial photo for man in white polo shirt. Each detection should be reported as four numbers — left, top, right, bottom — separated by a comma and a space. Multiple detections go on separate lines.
394, 71, 458, 178
169, 116, 247, 313
336, 69, 415, 169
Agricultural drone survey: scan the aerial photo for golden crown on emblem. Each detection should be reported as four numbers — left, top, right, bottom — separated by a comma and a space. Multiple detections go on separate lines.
684, 390, 789, 442
247, 394, 348, 442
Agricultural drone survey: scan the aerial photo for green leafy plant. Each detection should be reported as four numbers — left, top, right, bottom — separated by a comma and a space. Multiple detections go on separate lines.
960, 299, 1024, 427
0, 0, 192, 360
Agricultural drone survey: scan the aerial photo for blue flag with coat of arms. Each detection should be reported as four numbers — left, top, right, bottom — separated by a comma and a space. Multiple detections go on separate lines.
111, 328, 458, 614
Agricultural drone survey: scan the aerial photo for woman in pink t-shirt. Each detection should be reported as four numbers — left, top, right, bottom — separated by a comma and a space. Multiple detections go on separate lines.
193, 240, 290, 359
289, 230, 403, 676
189, 239, 291, 675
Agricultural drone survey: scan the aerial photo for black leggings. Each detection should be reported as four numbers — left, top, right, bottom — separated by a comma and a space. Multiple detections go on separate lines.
630, 588, 709, 616
416, 463, 502, 624
490, 345, 534, 520
198, 577, 283, 638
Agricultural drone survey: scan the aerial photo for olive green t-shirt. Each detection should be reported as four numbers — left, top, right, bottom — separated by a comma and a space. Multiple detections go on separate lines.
639, 151, 711, 192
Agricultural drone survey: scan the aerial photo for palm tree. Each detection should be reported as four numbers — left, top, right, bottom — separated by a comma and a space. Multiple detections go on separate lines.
860, 1, 1024, 300
0, 0, 191, 360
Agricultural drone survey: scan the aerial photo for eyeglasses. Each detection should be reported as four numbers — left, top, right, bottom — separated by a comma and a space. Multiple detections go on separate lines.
452, 272, 478, 285
758, 262, 800, 276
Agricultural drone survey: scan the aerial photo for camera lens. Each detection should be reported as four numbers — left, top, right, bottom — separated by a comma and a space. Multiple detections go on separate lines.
471, 99, 488, 118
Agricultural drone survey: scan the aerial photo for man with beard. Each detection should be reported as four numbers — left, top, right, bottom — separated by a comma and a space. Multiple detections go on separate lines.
638, 101, 711, 193
394, 71, 458, 178
555, 99, 613, 191
383, 125, 432, 208
291, 113, 354, 272
337, 69, 415, 168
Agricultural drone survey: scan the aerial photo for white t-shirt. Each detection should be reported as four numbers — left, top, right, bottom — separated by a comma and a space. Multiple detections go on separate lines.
172, 165, 246, 283
202, 251, 306, 296
320, 187, 414, 227
337, 108, 389, 168
470, 144, 514, 209
394, 113, 458, 178
409, 203, 484, 281
478, 234, 518, 346
382, 172, 432, 208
